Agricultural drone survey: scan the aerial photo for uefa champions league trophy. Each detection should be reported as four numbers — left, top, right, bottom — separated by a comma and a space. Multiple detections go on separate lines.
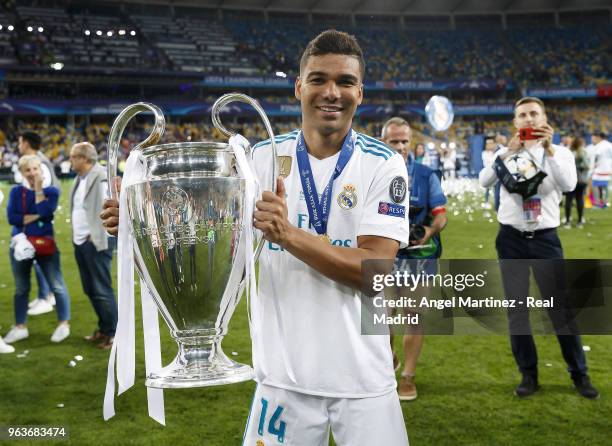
106, 94, 276, 389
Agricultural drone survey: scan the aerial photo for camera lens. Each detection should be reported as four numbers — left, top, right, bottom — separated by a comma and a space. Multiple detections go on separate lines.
410, 224, 426, 241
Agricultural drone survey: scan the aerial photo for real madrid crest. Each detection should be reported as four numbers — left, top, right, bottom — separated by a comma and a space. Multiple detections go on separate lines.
337, 184, 357, 210
277, 155, 292, 177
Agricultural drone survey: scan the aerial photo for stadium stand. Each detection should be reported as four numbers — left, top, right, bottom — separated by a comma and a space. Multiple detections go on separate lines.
0, 1, 608, 178
0, 4, 607, 86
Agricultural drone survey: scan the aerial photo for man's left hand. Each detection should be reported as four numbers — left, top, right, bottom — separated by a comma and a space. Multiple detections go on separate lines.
533, 124, 555, 155
254, 177, 295, 248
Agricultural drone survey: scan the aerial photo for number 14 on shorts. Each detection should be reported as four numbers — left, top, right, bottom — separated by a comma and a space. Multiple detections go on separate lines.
257, 398, 287, 443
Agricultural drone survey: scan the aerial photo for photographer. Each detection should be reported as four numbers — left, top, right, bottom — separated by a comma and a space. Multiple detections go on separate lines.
382, 117, 448, 401
478, 97, 598, 399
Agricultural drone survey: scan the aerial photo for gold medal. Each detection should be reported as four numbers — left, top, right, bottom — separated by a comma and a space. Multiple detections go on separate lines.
318, 234, 331, 244
277, 156, 292, 177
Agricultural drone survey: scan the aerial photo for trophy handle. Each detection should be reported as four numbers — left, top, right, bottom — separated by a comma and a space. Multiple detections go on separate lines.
211, 93, 278, 261
107, 102, 165, 200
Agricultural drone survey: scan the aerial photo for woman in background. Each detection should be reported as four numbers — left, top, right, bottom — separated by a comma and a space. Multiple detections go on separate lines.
564, 137, 590, 228
4, 155, 71, 344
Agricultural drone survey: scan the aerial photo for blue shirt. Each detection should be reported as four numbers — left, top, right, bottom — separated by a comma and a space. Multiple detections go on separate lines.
7, 185, 60, 237
400, 155, 447, 259
407, 154, 447, 224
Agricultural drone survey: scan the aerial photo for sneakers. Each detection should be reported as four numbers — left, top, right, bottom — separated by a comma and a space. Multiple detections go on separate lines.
50, 324, 70, 343
515, 374, 539, 397
0, 336, 15, 353
398, 375, 418, 401
27, 299, 54, 316
577, 219, 585, 228
28, 294, 55, 309
573, 376, 600, 399
4, 326, 29, 343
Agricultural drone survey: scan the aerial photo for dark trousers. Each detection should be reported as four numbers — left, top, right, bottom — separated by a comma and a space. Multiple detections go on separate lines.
74, 239, 117, 336
564, 182, 587, 222
495, 225, 587, 380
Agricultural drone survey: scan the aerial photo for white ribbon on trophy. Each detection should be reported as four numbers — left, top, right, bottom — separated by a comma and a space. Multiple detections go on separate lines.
103, 148, 166, 424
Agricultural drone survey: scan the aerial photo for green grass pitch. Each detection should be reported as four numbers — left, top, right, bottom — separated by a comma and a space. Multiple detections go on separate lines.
0, 180, 610, 445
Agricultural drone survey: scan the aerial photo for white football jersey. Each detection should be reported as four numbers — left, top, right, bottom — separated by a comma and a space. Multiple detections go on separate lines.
249, 129, 410, 398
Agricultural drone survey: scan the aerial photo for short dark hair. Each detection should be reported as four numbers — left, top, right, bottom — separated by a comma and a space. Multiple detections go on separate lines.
514, 96, 546, 115
596, 131, 607, 139
299, 29, 365, 80
20, 131, 42, 150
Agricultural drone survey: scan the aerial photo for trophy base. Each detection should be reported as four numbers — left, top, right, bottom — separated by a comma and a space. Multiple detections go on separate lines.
145, 337, 254, 389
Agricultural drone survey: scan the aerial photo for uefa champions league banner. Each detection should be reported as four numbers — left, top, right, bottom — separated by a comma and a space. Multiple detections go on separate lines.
0, 99, 393, 117
401, 104, 514, 116
368, 79, 515, 91
0, 99, 509, 117
200, 75, 516, 91
525, 87, 598, 98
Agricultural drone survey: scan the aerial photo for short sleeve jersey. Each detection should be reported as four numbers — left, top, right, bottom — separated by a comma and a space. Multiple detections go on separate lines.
249, 129, 410, 398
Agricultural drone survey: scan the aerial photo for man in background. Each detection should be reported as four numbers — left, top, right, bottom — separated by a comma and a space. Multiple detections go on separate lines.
70, 142, 117, 349
590, 132, 612, 209
382, 116, 447, 401
479, 97, 598, 399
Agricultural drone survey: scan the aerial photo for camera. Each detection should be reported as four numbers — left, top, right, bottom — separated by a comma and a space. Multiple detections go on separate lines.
409, 224, 426, 243
519, 127, 539, 141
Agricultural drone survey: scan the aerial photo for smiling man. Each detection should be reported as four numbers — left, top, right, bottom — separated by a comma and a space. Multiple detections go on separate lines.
242, 30, 410, 445
101, 30, 410, 445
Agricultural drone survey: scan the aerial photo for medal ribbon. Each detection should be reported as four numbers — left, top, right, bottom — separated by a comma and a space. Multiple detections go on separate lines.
295, 130, 355, 235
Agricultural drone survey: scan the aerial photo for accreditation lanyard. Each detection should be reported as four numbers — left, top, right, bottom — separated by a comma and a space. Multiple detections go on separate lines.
295, 130, 355, 236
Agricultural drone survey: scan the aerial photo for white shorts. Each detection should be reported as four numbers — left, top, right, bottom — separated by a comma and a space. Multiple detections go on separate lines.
241, 384, 409, 446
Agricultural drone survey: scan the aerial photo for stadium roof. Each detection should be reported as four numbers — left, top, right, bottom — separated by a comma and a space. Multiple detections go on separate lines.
110, 0, 611, 15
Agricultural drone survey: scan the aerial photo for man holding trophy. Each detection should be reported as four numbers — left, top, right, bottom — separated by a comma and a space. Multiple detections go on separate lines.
101, 30, 410, 445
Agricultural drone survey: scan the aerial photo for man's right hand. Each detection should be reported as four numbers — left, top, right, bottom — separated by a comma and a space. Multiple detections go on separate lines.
100, 177, 121, 236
